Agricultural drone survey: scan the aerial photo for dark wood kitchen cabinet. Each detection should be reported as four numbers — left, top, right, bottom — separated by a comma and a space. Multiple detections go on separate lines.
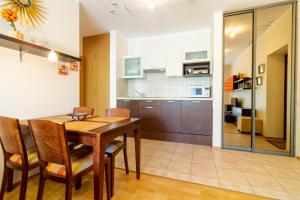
117, 99, 139, 118
138, 100, 162, 131
182, 100, 212, 135
161, 100, 182, 133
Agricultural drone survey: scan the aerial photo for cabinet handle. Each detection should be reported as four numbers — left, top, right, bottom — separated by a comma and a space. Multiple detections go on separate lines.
124, 100, 130, 102
146, 106, 153, 109
192, 101, 200, 103
167, 101, 175, 103
146, 101, 153, 103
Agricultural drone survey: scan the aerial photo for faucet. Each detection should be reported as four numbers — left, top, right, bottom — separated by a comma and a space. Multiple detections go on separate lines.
134, 89, 145, 98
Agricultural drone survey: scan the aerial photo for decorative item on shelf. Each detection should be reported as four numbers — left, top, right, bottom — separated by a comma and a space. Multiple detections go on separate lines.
30, 37, 48, 47
258, 64, 265, 74
69, 62, 79, 71
256, 76, 263, 86
1, 0, 46, 28
1, 8, 24, 40
58, 64, 69, 76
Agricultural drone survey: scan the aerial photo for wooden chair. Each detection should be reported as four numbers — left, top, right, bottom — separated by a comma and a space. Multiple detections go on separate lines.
28, 120, 111, 200
105, 108, 130, 196
0, 116, 39, 200
73, 107, 94, 115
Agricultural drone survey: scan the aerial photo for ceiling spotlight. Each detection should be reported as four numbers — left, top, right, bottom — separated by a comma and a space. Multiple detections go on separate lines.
148, 2, 155, 10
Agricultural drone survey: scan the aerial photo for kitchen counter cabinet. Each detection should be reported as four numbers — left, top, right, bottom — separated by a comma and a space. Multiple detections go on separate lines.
182, 100, 212, 135
117, 99, 212, 145
161, 100, 182, 133
139, 101, 162, 131
117, 99, 139, 118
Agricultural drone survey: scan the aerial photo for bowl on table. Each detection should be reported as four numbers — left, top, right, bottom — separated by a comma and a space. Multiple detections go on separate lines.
71, 112, 89, 121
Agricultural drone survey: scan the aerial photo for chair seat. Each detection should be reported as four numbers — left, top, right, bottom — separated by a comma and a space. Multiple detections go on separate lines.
45, 148, 95, 177
105, 140, 125, 155
9, 146, 38, 166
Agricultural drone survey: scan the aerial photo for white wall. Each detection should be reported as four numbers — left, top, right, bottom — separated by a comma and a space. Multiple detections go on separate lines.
0, 0, 80, 119
212, 11, 223, 148
128, 29, 210, 57
110, 31, 129, 107
0, 0, 80, 184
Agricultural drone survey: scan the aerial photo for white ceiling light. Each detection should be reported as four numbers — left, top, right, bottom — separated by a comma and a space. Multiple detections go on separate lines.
48, 50, 58, 62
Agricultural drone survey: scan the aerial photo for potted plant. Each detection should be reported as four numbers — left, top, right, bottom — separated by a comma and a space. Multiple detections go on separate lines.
1, 8, 24, 40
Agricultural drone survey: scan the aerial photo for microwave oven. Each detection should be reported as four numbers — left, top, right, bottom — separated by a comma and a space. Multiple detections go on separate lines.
187, 86, 211, 98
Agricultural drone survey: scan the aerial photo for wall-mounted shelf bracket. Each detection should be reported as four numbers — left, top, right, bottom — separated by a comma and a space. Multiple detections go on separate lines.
19, 46, 28, 62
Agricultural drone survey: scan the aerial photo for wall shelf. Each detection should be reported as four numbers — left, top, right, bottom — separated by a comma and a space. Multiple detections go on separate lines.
0, 34, 81, 63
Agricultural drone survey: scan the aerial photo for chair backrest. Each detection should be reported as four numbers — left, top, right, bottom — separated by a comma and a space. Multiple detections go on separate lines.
28, 120, 70, 169
73, 107, 94, 115
105, 108, 130, 118
0, 116, 26, 158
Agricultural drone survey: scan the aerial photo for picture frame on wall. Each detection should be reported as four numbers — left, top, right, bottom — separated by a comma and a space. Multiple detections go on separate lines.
258, 64, 265, 74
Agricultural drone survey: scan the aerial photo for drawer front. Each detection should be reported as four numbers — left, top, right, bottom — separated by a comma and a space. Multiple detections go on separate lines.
182, 100, 212, 135
139, 100, 162, 106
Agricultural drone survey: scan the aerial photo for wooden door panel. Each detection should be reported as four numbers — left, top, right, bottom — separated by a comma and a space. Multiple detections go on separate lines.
161, 100, 182, 133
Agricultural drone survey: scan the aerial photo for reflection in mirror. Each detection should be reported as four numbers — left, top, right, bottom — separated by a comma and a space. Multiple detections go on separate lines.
223, 12, 253, 149
254, 4, 293, 153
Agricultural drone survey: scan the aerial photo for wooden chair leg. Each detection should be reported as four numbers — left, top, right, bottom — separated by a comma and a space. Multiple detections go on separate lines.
123, 147, 129, 174
123, 134, 129, 174
105, 160, 111, 200
65, 180, 73, 200
0, 166, 8, 200
110, 156, 115, 197
37, 174, 46, 200
75, 177, 82, 190
6, 167, 14, 192
19, 170, 28, 200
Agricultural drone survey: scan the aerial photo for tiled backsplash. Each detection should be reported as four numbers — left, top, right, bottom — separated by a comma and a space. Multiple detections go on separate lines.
128, 72, 211, 97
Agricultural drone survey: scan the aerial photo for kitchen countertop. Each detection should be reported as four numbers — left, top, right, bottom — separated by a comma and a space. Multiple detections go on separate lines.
117, 97, 212, 101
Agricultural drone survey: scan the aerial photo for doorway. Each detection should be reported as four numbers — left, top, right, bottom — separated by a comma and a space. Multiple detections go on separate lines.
222, 1, 296, 156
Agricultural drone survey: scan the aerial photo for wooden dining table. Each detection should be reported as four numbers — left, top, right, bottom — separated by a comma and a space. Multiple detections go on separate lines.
20, 115, 141, 200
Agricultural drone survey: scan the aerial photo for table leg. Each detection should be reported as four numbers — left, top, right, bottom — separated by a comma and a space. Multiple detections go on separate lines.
134, 127, 141, 179
93, 135, 105, 200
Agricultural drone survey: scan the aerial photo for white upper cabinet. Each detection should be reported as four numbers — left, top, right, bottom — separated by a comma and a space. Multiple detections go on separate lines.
123, 56, 143, 78
183, 50, 210, 63
166, 50, 183, 77
142, 53, 165, 70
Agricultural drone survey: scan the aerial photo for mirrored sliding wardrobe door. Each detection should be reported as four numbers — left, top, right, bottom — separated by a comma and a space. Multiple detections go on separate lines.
223, 12, 254, 150
254, 3, 294, 154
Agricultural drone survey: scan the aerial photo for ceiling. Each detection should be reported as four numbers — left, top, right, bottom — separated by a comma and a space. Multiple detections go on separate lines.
80, 0, 284, 39
224, 4, 291, 65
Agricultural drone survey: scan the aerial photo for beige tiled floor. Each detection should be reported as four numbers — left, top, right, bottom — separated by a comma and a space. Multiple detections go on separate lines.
115, 137, 300, 200
224, 122, 288, 152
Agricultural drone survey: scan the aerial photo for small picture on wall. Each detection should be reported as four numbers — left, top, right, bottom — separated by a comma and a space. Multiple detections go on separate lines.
258, 64, 265, 74
69, 62, 79, 71
58, 64, 69, 76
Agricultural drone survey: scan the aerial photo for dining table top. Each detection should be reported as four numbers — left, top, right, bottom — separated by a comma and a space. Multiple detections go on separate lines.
20, 115, 140, 136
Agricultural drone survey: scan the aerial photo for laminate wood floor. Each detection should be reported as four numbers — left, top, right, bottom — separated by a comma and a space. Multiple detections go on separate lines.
3, 169, 271, 200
